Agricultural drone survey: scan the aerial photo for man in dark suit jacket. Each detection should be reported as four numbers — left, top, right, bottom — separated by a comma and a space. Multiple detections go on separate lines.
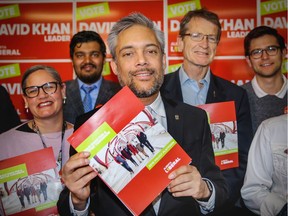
57, 13, 228, 216
64, 78, 121, 124
58, 97, 228, 216
160, 9, 253, 215
64, 30, 121, 124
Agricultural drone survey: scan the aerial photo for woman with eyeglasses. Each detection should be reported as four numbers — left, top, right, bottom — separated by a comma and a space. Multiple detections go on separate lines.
0, 64, 73, 174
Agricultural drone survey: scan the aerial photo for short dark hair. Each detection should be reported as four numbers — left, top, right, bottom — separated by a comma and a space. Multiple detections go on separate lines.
179, 8, 222, 43
244, 26, 286, 56
69, 30, 106, 58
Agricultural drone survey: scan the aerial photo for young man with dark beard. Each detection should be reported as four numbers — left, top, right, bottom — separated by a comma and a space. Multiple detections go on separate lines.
64, 31, 121, 124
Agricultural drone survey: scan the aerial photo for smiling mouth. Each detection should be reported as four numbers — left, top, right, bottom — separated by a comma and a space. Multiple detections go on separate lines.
194, 50, 209, 56
39, 101, 52, 107
261, 63, 273, 67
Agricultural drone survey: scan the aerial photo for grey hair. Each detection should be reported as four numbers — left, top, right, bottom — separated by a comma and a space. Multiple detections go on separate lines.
21, 65, 62, 89
107, 12, 165, 60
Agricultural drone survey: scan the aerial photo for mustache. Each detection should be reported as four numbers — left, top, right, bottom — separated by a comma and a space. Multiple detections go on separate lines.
130, 68, 154, 75
81, 63, 96, 70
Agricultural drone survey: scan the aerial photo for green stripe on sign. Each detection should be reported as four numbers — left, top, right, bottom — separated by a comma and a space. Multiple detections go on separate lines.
261, 0, 287, 15
167, 0, 201, 18
0, 164, 28, 184
0, 4, 20, 20
146, 139, 176, 170
76, 122, 116, 159
0, 63, 21, 79
76, 2, 110, 21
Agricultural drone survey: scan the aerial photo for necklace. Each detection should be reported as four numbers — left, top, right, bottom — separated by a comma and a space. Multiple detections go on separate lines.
32, 120, 67, 172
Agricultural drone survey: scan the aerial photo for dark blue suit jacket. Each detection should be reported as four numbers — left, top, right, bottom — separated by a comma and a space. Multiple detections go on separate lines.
57, 95, 229, 216
63, 78, 121, 124
160, 69, 253, 207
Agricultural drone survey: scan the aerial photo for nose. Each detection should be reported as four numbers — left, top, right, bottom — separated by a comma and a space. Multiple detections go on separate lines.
199, 36, 209, 48
135, 52, 148, 66
261, 50, 269, 59
83, 54, 92, 63
38, 87, 48, 97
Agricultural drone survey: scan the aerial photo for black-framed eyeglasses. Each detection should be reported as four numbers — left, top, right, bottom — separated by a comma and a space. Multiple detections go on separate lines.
182, 32, 218, 43
249, 46, 280, 59
23, 82, 61, 98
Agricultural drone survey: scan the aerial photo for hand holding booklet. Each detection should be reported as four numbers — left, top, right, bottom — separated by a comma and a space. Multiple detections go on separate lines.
68, 86, 192, 215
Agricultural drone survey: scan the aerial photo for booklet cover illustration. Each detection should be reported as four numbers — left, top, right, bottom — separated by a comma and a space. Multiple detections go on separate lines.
198, 101, 238, 170
0, 147, 63, 216
68, 86, 192, 215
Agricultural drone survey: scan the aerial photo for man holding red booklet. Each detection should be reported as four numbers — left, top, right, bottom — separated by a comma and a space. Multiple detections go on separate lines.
57, 13, 228, 216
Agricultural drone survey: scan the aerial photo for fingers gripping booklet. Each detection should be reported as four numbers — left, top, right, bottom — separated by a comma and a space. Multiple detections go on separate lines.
67, 86, 191, 215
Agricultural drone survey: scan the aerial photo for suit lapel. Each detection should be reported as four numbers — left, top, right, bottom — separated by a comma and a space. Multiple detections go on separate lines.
96, 79, 109, 106
68, 80, 84, 115
162, 69, 184, 102
206, 72, 225, 103
158, 97, 184, 214
163, 97, 184, 145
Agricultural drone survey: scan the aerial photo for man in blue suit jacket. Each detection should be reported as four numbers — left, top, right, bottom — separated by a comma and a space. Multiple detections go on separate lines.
64, 31, 121, 124
160, 9, 254, 215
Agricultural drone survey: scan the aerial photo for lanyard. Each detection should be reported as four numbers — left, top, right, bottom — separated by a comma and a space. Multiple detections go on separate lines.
32, 120, 67, 171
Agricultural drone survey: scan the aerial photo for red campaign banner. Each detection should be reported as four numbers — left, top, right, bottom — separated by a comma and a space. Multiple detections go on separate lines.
260, 0, 287, 44
210, 58, 254, 85
203, 0, 257, 56
167, 0, 257, 57
0, 62, 73, 121
0, 3, 73, 60
75, 1, 164, 58
167, 0, 200, 57
168, 58, 254, 86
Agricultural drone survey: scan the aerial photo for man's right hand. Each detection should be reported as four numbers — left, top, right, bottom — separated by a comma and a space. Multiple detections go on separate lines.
61, 151, 97, 210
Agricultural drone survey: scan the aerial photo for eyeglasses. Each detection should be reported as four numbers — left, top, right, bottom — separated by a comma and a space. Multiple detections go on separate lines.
182, 32, 218, 43
23, 82, 60, 98
249, 46, 280, 59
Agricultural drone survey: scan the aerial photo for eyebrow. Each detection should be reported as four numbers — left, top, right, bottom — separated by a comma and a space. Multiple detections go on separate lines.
119, 43, 160, 53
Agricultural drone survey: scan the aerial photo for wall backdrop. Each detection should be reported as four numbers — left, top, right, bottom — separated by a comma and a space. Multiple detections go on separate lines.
0, 0, 287, 120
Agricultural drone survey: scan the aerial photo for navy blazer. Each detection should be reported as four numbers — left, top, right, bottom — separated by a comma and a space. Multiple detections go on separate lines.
160, 68, 253, 206
63, 78, 121, 124
57, 96, 228, 216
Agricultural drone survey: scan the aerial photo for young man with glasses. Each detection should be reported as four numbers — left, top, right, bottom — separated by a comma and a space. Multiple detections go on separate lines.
242, 26, 287, 134
161, 8, 254, 215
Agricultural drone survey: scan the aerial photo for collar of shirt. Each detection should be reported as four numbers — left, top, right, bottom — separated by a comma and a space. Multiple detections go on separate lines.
146, 93, 167, 130
251, 75, 287, 98
77, 77, 102, 104
179, 65, 211, 106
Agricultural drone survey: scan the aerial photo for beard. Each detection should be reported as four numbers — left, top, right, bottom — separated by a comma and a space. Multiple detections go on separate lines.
117, 68, 163, 98
75, 63, 103, 84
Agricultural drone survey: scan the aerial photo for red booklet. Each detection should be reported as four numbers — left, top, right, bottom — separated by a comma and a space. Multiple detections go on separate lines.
0, 147, 62, 216
68, 86, 191, 215
198, 101, 238, 170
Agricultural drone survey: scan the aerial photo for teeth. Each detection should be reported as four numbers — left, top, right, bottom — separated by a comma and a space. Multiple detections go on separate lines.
39, 101, 52, 107
136, 73, 150, 76
262, 63, 271, 66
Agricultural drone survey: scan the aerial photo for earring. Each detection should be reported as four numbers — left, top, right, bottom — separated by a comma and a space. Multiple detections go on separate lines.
63, 96, 67, 104
25, 105, 29, 113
